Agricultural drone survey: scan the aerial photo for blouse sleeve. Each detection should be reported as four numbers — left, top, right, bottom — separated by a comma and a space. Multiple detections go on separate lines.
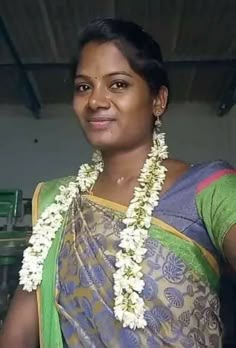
196, 161, 236, 255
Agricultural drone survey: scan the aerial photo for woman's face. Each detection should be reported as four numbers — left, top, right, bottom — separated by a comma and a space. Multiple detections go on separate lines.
73, 41, 164, 152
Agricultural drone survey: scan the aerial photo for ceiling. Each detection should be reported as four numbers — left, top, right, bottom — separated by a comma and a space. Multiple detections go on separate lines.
0, 0, 236, 116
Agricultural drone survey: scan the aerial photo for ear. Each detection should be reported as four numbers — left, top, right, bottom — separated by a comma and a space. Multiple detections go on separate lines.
152, 86, 168, 117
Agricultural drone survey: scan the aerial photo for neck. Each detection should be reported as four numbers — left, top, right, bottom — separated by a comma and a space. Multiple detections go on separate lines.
100, 141, 153, 182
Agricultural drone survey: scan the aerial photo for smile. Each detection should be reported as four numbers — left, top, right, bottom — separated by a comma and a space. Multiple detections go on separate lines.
88, 119, 115, 130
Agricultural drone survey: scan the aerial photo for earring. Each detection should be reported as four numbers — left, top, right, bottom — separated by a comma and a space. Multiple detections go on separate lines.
154, 111, 162, 130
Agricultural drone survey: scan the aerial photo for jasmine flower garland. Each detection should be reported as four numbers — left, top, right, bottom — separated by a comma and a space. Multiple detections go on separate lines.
19, 129, 168, 330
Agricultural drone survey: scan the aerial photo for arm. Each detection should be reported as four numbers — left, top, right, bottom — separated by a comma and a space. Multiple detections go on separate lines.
0, 287, 39, 348
224, 225, 236, 273
196, 162, 236, 264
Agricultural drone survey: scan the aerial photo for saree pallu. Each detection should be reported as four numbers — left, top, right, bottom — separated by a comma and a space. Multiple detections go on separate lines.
54, 194, 221, 348
36, 160, 236, 347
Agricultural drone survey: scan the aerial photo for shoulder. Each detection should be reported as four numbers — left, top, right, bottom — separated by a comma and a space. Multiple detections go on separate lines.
162, 159, 235, 197
162, 159, 190, 194
34, 175, 76, 199
194, 159, 234, 173
168, 159, 235, 184
40, 175, 76, 193
164, 158, 190, 176
166, 158, 234, 175
193, 160, 236, 193
32, 175, 77, 218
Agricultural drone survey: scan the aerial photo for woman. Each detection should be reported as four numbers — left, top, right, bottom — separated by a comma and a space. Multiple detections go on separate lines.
1, 18, 236, 348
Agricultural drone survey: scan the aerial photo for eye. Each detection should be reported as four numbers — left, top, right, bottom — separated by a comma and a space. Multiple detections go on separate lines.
74, 83, 91, 93
110, 81, 129, 90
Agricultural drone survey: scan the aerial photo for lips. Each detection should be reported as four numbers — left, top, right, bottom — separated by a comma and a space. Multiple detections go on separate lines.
88, 115, 115, 130
88, 116, 115, 122
87, 116, 115, 130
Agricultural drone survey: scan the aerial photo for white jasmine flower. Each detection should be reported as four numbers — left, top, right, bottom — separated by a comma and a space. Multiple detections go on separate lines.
19, 129, 167, 331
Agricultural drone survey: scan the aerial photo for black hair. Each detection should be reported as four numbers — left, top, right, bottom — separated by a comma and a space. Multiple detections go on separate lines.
75, 18, 169, 96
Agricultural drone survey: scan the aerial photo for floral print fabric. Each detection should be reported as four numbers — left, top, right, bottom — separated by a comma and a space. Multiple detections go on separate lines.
56, 196, 222, 348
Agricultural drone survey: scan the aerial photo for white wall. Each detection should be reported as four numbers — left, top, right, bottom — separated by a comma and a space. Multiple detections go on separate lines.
164, 103, 235, 164
0, 103, 235, 197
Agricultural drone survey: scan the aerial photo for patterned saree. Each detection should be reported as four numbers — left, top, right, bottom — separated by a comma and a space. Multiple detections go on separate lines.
35, 160, 236, 348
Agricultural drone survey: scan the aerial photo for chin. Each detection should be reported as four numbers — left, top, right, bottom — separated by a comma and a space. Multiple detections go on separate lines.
86, 134, 117, 151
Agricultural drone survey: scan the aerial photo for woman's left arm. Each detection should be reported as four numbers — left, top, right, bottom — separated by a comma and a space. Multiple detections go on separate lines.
224, 225, 236, 272
196, 161, 236, 269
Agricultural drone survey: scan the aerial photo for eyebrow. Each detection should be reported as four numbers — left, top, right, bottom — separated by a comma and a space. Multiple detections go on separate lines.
75, 71, 133, 79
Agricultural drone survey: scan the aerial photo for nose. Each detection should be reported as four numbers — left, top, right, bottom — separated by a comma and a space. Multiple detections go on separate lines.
88, 86, 110, 110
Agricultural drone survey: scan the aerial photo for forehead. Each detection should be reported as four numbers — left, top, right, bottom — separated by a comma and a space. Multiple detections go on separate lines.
76, 41, 133, 75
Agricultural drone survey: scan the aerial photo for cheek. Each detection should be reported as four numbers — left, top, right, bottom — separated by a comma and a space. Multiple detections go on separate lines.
118, 96, 153, 125
73, 97, 85, 121
73, 97, 79, 114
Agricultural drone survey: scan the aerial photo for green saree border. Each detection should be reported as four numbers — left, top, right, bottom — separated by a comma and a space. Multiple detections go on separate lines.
35, 176, 75, 348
